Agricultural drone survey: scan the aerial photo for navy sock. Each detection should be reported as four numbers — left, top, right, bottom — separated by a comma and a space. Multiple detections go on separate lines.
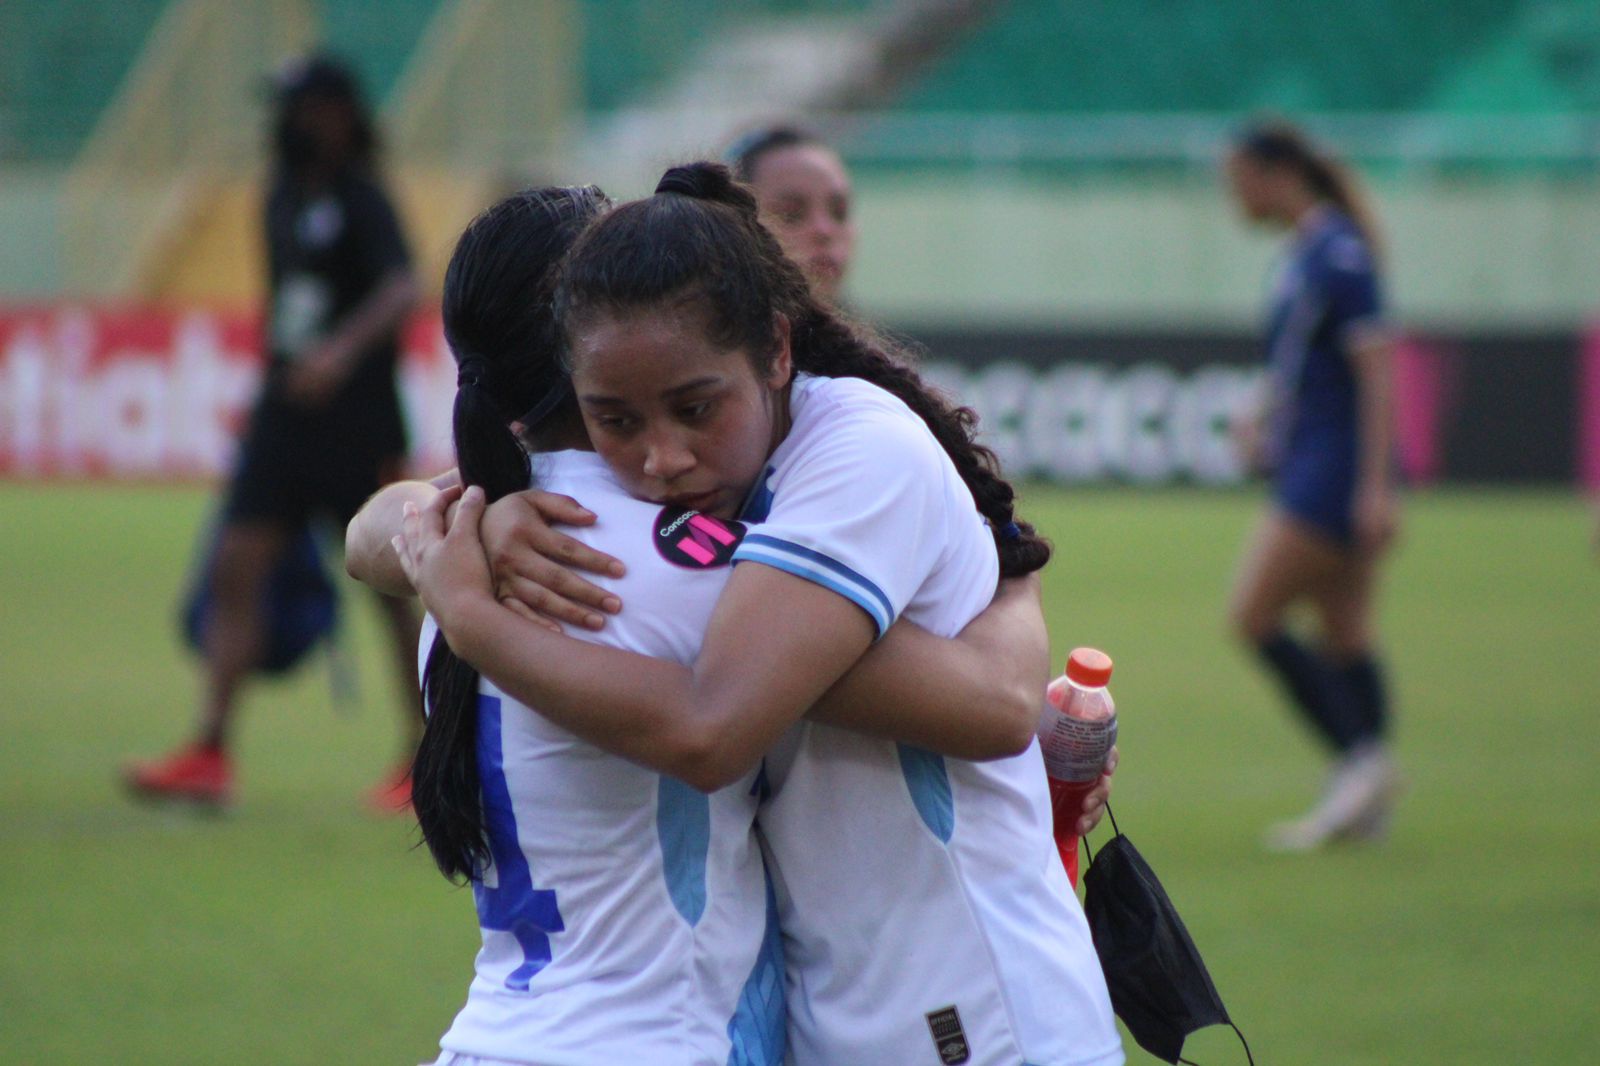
1338, 654, 1389, 745
1255, 632, 1367, 753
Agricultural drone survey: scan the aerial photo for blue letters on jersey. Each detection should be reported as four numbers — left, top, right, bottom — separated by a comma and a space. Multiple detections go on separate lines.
474, 694, 566, 991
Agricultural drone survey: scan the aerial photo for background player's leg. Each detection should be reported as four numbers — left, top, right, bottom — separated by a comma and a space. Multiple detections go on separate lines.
198, 521, 291, 749
1314, 549, 1387, 739
1305, 549, 1402, 841
1232, 509, 1398, 850
366, 587, 424, 812
1230, 509, 1367, 751
124, 520, 289, 806
342, 453, 426, 812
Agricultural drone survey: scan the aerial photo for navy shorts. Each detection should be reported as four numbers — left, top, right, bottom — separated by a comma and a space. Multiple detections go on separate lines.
1273, 434, 1357, 546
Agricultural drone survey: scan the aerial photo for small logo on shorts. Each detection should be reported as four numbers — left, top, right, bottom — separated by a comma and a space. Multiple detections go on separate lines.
925, 1005, 970, 1065
653, 506, 745, 569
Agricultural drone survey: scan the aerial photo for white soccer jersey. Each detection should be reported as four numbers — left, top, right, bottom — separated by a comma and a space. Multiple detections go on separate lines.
419, 450, 783, 1066
735, 376, 1123, 1066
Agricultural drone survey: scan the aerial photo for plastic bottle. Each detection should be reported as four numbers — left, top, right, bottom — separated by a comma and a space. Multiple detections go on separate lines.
1038, 647, 1116, 888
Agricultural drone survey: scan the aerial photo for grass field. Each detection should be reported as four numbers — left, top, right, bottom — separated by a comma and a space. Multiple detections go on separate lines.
2, 481, 1596, 1064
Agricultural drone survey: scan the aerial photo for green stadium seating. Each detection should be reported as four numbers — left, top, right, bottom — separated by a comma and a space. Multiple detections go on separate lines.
4, 0, 1594, 164
0, 0, 441, 163
578, 0, 873, 113
0, 0, 168, 160
894, 0, 1590, 115
319, 0, 441, 104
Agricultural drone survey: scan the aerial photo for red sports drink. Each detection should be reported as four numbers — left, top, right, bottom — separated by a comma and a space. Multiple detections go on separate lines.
1037, 647, 1116, 888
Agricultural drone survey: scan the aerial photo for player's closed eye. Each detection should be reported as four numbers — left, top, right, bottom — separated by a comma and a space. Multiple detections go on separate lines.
593, 413, 638, 434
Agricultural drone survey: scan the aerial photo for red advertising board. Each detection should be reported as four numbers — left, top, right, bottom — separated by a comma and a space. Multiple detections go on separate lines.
4, 305, 1591, 485
0, 305, 457, 480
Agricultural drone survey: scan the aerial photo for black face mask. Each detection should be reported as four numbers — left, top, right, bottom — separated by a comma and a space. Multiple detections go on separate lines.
1082, 823, 1253, 1065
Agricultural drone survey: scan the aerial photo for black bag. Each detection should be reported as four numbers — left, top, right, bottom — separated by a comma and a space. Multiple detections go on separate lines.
180, 522, 339, 674
1082, 812, 1253, 1065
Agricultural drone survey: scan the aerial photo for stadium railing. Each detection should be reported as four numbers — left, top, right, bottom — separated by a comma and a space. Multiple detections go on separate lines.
828, 111, 1600, 173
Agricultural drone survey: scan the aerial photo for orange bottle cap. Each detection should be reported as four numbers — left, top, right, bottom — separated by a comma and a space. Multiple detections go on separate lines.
1065, 647, 1113, 688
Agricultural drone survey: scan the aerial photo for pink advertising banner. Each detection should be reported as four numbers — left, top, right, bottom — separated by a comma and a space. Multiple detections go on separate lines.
1580, 322, 1600, 492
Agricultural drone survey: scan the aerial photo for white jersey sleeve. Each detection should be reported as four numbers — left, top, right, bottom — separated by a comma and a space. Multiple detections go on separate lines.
733, 375, 992, 638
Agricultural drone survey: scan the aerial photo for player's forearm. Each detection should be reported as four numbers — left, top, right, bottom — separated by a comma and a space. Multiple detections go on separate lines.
1351, 334, 1396, 490
347, 477, 451, 594
809, 577, 1046, 759
324, 268, 420, 368
439, 595, 750, 791
440, 563, 873, 793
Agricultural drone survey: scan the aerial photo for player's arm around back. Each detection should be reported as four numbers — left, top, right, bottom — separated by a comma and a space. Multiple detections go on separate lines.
418, 492, 879, 793
346, 470, 459, 596
348, 470, 622, 631
807, 573, 1048, 759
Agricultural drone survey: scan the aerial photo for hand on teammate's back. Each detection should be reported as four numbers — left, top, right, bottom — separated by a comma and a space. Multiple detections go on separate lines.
397, 485, 495, 628
480, 489, 626, 632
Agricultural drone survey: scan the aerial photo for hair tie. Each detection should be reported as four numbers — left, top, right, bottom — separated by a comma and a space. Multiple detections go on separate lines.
1000, 522, 1022, 541
655, 167, 702, 198
456, 353, 490, 389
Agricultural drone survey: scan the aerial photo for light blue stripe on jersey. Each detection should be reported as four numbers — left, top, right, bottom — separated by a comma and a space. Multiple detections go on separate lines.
733, 534, 895, 637
896, 745, 955, 843
655, 776, 710, 925
726, 869, 787, 1066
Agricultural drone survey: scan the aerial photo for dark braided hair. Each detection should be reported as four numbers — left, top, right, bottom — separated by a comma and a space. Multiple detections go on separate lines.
415, 184, 610, 883
555, 161, 1049, 576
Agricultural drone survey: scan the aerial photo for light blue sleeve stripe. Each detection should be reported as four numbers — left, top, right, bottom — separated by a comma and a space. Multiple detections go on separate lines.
735, 534, 896, 634
733, 546, 893, 637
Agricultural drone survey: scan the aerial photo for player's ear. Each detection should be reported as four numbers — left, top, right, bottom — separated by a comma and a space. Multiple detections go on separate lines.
766, 313, 793, 390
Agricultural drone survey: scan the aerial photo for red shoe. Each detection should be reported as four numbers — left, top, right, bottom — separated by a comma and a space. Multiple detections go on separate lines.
365, 762, 413, 815
123, 743, 234, 808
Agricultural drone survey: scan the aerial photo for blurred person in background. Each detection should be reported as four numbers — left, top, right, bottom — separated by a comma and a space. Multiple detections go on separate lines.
123, 53, 423, 813
729, 125, 856, 306
1224, 120, 1403, 852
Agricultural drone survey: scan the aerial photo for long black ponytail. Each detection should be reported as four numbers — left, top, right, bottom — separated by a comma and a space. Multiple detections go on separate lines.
557, 162, 1049, 577
413, 185, 610, 882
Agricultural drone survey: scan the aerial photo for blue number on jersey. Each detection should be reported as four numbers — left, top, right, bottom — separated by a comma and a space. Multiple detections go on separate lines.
474, 694, 566, 991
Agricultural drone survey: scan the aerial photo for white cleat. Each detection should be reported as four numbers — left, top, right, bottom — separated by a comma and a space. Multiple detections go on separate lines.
1263, 744, 1402, 853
